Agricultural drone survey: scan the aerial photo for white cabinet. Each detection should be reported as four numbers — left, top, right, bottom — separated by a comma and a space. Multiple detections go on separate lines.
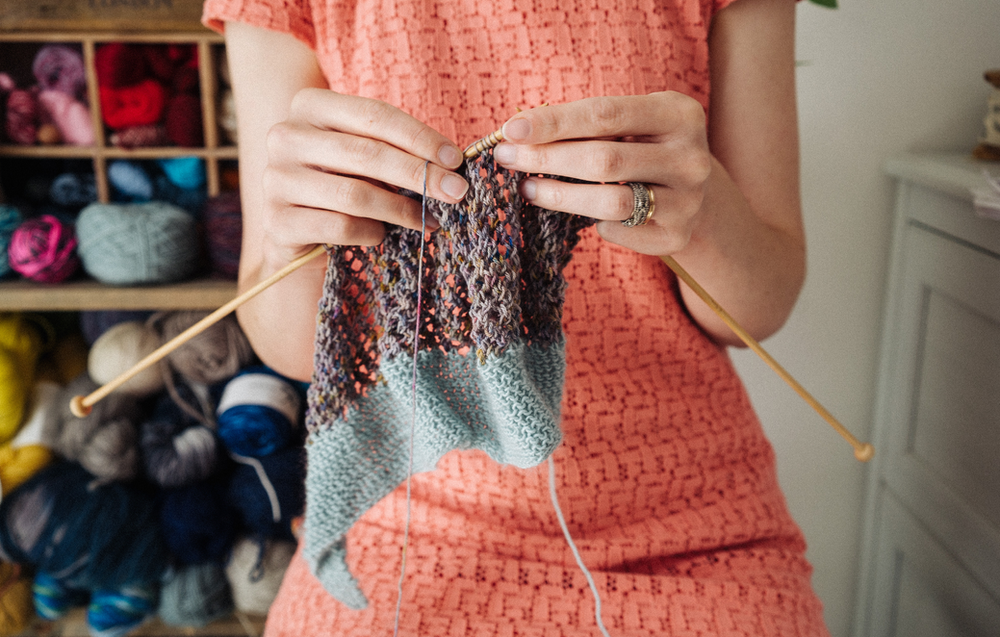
854, 154, 1000, 637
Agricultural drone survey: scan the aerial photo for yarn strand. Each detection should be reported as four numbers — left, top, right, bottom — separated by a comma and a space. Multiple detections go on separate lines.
548, 456, 612, 637
393, 161, 431, 636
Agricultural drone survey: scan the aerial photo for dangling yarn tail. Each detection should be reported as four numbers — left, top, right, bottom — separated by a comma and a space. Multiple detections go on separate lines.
548, 456, 612, 637
393, 161, 431, 637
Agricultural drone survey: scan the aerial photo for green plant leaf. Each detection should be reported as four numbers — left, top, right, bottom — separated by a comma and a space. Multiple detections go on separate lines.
808, 0, 838, 8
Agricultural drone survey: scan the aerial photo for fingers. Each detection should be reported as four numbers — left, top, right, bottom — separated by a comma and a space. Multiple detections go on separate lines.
501, 93, 705, 145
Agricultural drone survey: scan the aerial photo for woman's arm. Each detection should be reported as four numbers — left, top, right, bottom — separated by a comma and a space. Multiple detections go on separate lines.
493, 0, 803, 346
224, 22, 467, 381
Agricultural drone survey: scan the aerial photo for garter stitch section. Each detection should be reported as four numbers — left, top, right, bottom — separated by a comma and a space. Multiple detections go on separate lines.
305, 152, 593, 607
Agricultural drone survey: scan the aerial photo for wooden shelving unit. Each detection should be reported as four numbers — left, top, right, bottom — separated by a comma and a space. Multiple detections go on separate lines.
0, 28, 239, 311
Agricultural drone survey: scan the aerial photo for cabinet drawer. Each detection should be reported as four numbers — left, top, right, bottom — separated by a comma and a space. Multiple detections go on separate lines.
863, 492, 1000, 637
880, 222, 1000, 588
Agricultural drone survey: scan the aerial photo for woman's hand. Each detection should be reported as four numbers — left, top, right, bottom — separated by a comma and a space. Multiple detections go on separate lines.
491, 92, 711, 257
259, 89, 468, 268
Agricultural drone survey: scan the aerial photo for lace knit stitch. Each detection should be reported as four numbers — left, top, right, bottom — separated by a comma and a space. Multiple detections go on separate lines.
305, 154, 593, 607
202, 0, 830, 634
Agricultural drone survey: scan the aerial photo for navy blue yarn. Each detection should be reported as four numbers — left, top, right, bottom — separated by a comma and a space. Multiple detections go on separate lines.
225, 446, 305, 543
158, 478, 238, 566
0, 462, 168, 592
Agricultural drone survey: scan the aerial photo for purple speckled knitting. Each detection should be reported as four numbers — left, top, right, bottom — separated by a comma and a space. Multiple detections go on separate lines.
303, 151, 593, 607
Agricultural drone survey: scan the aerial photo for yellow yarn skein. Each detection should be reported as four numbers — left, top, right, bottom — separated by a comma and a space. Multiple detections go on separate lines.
0, 314, 46, 445
0, 380, 60, 496
0, 562, 33, 637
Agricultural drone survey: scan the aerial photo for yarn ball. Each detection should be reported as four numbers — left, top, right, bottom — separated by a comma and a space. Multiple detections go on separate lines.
87, 585, 158, 637
7, 215, 80, 283
226, 447, 305, 543
107, 160, 153, 201
225, 537, 295, 616
159, 480, 238, 565
32, 572, 87, 620
0, 313, 45, 445
87, 320, 164, 396
152, 174, 206, 215
158, 156, 205, 190
53, 374, 143, 484
141, 388, 219, 489
0, 563, 33, 635
159, 563, 233, 628
38, 89, 94, 146
108, 124, 169, 149
0, 461, 169, 592
76, 201, 200, 286
49, 173, 97, 208
217, 367, 301, 458
4, 89, 38, 145
202, 192, 241, 278
154, 312, 254, 385
0, 206, 22, 279
80, 310, 154, 345
94, 43, 145, 89
0, 380, 60, 496
164, 93, 203, 147
99, 80, 166, 130
32, 45, 86, 97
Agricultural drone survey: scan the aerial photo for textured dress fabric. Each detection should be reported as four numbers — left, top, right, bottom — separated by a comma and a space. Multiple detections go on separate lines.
202, 0, 831, 634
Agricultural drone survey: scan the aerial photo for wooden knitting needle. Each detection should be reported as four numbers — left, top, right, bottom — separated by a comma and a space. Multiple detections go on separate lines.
69, 244, 329, 418
68, 215, 873, 462
662, 255, 874, 462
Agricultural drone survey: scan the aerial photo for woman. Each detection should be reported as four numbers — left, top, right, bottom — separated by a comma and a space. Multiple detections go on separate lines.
202, 0, 827, 633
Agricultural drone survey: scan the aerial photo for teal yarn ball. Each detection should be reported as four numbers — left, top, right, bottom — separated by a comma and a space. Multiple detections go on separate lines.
76, 202, 200, 285
159, 563, 233, 628
0, 205, 23, 279
32, 573, 88, 620
157, 157, 205, 190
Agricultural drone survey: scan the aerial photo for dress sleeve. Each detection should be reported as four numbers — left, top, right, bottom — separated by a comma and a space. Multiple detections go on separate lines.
201, 0, 316, 51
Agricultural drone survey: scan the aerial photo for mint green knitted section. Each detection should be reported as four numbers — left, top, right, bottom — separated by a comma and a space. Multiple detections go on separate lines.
303, 339, 565, 609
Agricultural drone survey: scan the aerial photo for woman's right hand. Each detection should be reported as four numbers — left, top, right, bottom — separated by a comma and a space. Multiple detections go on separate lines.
259, 88, 468, 267
224, 22, 468, 380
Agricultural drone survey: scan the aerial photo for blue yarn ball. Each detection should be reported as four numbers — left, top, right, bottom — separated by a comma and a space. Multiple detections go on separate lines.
49, 172, 97, 208
0, 462, 169, 592
87, 584, 158, 637
159, 563, 233, 628
32, 573, 88, 620
0, 205, 23, 279
76, 201, 200, 285
159, 480, 238, 565
217, 366, 302, 458
226, 446, 305, 543
107, 160, 154, 201
157, 157, 206, 190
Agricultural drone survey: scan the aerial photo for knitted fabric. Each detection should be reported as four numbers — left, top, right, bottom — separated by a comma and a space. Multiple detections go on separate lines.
202, 0, 829, 634
305, 152, 593, 607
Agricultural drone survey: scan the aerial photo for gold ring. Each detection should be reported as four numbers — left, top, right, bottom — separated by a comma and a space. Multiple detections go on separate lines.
622, 182, 655, 227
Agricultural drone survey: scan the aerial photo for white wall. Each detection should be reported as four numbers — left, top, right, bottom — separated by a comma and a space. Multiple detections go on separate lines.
730, 2, 1000, 636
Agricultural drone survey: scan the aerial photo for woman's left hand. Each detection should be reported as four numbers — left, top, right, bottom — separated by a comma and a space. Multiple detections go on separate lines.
491, 92, 712, 256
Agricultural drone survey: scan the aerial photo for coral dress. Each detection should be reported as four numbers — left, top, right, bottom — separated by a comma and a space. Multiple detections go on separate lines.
203, 0, 830, 634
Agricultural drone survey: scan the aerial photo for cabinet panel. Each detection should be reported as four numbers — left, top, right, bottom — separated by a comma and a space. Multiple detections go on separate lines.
866, 493, 1000, 637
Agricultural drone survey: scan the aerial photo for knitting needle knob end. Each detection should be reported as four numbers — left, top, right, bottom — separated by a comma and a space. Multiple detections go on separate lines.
70, 395, 92, 418
854, 443, 875, 463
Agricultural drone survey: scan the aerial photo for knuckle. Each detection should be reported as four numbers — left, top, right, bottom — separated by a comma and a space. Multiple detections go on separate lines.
590, 146, 627, 180
588, 97, 628, 136
330, 177, 369, 210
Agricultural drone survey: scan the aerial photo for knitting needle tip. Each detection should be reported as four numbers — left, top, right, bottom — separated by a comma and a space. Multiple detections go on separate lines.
854, 443, 875, 463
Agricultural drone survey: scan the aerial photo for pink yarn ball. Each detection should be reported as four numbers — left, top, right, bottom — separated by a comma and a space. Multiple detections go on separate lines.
8, 215, 80, 283
38, 90, 95, 146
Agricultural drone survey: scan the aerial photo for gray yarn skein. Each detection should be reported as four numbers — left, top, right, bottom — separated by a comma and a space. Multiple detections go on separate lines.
52, 373, 142, 483
152, 312, 255, 385
141, 419, 217, 489
159, 563, 233, 628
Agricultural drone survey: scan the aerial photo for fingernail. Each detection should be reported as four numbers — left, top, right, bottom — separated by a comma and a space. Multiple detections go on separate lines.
424, 215, 440, 230
493, 143, 516, 165
438, 145, 462, 168
503, 118, 531, 142
441, 173, 469, 199
521, 179, 537, 201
